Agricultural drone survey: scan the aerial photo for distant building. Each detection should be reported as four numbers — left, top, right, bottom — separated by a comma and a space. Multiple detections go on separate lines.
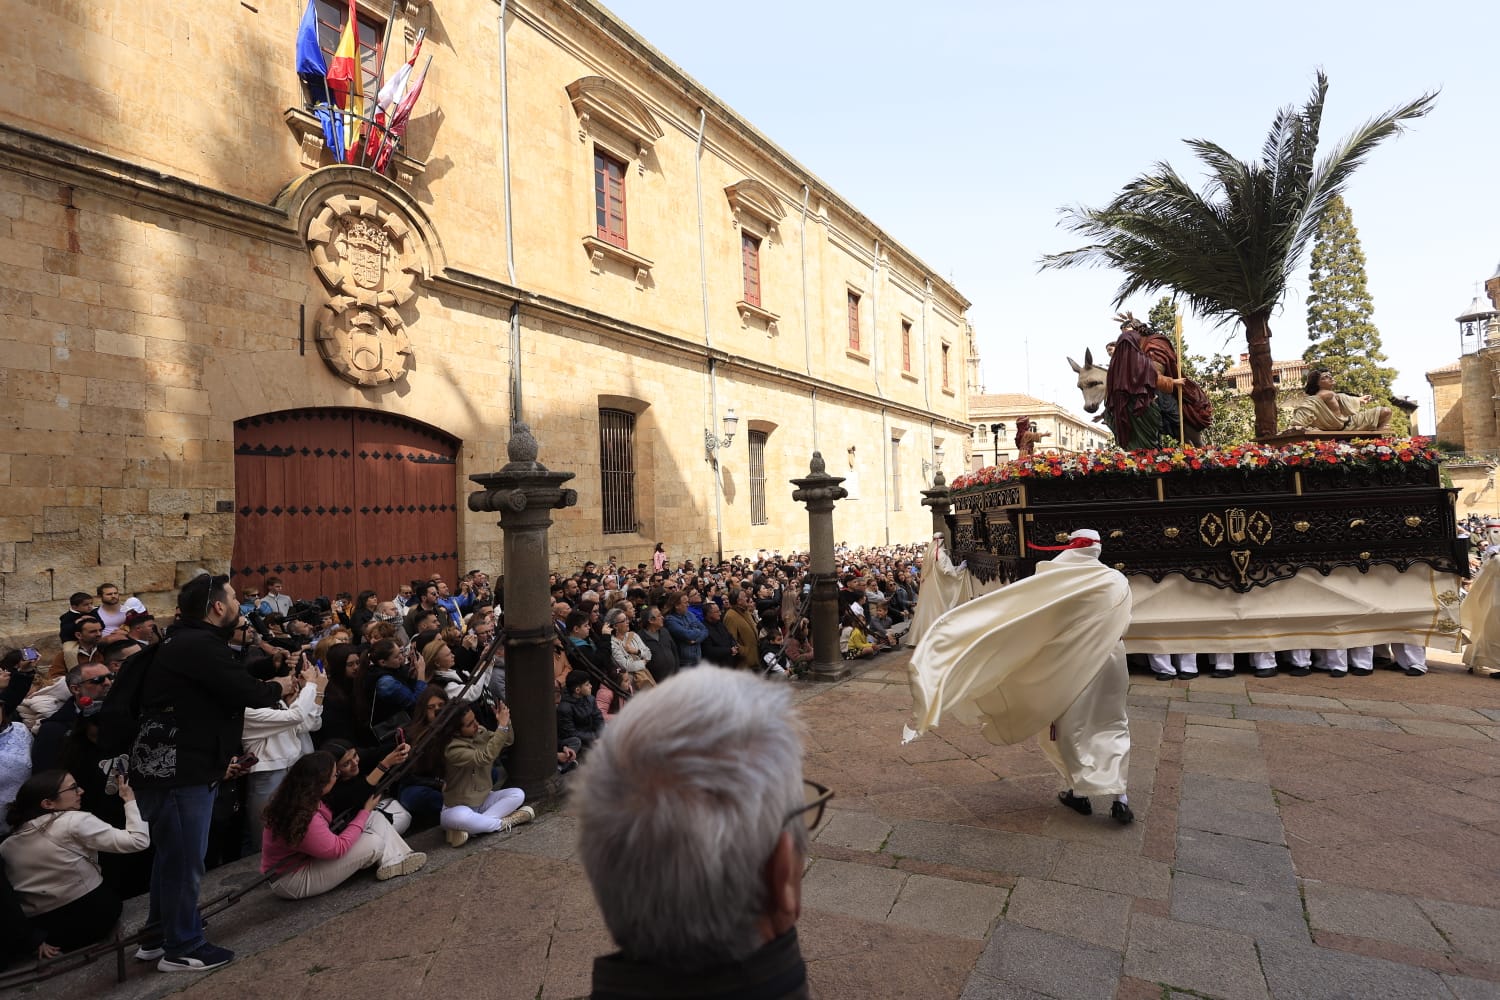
1222, 354, 1309, 395
966, 394, 1114, 470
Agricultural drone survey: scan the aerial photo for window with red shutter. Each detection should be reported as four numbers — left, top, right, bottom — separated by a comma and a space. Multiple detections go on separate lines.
847, 291, 861, 351
941, 343, 951, 390
901, 321, 912, 372
594, 150, 628, 248
741, 233, 761, 307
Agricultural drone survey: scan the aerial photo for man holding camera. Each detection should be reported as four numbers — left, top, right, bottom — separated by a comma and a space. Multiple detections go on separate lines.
130, 573, 298, 973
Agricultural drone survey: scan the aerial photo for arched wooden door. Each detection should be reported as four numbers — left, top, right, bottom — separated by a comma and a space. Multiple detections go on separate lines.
231, 409, 459, 602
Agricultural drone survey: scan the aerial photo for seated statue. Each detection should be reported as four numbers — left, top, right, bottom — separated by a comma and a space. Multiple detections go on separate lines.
1287, 370, 1391, 433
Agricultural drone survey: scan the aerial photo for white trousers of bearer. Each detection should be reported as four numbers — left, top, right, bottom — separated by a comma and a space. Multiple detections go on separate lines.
441, 788, 526, 835
1394, 643, 1427, 673
1318, 647, 1373, 674
1147, 653, 1198, 677
270, 811, 416, 900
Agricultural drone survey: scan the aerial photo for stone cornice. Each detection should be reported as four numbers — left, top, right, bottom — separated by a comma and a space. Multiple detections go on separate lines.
0, 121, 968, 436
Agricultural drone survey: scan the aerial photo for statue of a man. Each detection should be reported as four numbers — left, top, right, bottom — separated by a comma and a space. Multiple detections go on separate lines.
1287, 370, 1391, 433
1014, 417, 1050, 458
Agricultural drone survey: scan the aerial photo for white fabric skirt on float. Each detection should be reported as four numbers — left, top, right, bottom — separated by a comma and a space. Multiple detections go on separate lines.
1123, 564, 1459, 655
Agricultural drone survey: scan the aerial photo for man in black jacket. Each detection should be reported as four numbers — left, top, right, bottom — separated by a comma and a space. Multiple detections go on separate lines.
130, 573, 296, 974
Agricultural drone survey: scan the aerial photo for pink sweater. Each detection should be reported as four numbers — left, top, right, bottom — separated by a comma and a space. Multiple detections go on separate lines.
260, 803, 369, 874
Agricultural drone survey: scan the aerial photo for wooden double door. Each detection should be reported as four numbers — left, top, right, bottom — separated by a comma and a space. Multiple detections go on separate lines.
231, 409, 459, 603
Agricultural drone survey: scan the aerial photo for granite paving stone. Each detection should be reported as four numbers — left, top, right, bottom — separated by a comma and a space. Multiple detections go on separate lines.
1339, 698, 1416, 716
1175, 796, 1286, 845
1179, 772, 1279, 815
1183, 689, 1251, 705
1417, 898, 1500, 964
801, 858, 909, 920
1174, 829, 1297, 890
1250, 692, 1348, 711
1185, 722, 1260, 745
1004, 877, 1133, 950
958, 974, 1054, 1000
1048, 841, 1172, 900
816, 808, 895, 852
1169, 871, 1308, 940
1301, 884, 1448, 952
1444, 974, 1500, 999
970, 922, 1122, 1000
1185, 714, 1255, 728
1477, 707, 1500, 723
885, 873, 1009, 940
1321, 711, 1404, 732
1396, 718, 1490, 740
1256, 935, 1451, 1000
1180, 739, 1270, 783
1235, 705, 1331, 726
883, 819, 1060, 877
1171, 701, 1234, 718
1123, 913, 1268, 1000
1404, 702, 1493, 724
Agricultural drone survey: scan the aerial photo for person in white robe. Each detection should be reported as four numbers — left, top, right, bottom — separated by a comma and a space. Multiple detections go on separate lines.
904, 534, 969, 648
905, 528, 1135, 824
1462, 556, 1500, 677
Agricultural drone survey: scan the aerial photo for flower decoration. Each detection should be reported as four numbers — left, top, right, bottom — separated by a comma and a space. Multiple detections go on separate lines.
948, 437, 1439, 492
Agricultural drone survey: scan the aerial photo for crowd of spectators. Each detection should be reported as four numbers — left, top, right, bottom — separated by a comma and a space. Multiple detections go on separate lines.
0, 542, 927, 972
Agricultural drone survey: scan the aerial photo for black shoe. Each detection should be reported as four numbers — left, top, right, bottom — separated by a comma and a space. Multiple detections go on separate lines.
1492, 671, 1500, 679
1211, 669, 1234, 679
1404, 666, 1425, 677
1329, 670, 1348, 678
1289, 666, 1312, 677
1179, 670, 1199, 680
1153, 672, 1175, 682
1058, 790, 1092, 816
1350, 667, 1374, 676
1373, 656, 1397, 671
1254, 668, 1276, 678
1110, 800, 1134, 825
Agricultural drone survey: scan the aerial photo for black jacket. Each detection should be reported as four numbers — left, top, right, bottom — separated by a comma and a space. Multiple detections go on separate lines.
702, 619, 737, 665
133, 618, 285, 788
591, 928, 808, 1000
637, 628, 679, 682
557, 691, 604, 743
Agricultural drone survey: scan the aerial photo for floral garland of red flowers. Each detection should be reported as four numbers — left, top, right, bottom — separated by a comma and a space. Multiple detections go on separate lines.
949, 437, 1439, 492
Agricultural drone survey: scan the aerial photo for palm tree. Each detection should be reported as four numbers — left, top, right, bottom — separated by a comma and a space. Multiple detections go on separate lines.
1041, 72, 1434, 438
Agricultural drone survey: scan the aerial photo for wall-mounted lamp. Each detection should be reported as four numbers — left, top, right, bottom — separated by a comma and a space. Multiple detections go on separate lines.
921, 442, 946, 481
704, 407, 739, 460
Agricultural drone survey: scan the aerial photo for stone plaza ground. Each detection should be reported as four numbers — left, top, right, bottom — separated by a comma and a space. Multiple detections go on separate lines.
27, 648, 1500, 1000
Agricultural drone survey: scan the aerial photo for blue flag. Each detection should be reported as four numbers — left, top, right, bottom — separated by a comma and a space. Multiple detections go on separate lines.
295, 0, 343, 160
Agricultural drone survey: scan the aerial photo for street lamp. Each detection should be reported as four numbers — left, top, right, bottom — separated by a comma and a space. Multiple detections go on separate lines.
989, 422, 1006, 466
921, 442, 946, 483
704, 407, 739, 461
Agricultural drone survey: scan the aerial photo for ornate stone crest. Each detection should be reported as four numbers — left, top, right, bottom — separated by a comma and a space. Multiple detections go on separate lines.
304, 192, 426, 387
313, 298, 411, 386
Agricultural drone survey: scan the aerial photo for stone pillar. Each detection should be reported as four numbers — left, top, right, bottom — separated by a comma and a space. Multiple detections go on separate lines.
467, 424, 578, 806
791, 452, 850, 682
920, 469, 953, 548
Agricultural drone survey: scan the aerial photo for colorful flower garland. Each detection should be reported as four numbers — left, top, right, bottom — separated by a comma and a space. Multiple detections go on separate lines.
949, 437, 1439, 492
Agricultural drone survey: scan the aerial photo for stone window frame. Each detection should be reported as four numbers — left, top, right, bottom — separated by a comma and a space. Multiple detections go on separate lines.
568, 76, 662, 289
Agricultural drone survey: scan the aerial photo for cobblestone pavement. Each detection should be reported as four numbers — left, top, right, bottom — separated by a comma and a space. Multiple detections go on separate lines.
32, 649, 1500, 1000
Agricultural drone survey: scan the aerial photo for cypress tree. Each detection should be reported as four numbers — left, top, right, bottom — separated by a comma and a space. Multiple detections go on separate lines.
1302, 196, 1405, 431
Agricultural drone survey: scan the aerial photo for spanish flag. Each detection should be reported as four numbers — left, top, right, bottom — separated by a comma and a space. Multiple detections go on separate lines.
325, 0, 364, 163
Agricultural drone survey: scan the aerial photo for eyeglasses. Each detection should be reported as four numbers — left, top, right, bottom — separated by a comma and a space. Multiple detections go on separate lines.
81, 675, 113, 686
784, 779, 833, 832
203, 574, 229, 618
55, 783, 82, 795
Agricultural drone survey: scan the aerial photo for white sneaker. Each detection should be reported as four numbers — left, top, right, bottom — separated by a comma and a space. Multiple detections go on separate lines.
376, 851, 427, 880
498, 805, 535, 832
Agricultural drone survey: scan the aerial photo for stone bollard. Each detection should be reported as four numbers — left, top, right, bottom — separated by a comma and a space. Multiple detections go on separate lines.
791, 452, 850, 682
920, 469, 953, 550
468, 423, 578, 806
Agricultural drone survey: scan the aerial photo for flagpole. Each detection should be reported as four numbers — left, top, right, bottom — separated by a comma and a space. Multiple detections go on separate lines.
370, 0, 400, 169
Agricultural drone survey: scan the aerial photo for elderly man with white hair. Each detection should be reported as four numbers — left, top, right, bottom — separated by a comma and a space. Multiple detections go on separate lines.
575, 667, 819, 998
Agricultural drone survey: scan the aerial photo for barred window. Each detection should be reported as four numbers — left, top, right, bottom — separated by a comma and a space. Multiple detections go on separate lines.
599, 408, 636, 534
748, 430, 768, 526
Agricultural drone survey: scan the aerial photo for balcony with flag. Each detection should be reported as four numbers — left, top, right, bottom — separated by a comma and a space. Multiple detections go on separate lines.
286, 0, 433, 188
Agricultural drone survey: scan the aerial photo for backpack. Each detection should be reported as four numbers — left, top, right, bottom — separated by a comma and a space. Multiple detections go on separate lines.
96, 639, 163, 756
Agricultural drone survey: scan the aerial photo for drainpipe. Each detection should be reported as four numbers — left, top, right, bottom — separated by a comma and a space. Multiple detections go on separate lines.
498, 3, 521, 424
871, 240, 882, 395
921, 277, 932, 410
694, 107, 725, 562
880, 407, 891, 545
799, 184, 811, 377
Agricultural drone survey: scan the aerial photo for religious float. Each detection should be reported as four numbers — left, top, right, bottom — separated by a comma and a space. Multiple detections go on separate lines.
946, 437, 1465, 655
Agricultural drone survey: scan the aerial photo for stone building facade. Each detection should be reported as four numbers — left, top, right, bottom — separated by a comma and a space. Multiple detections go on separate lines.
965, 393, 1113, 470
0, 0, 974, 645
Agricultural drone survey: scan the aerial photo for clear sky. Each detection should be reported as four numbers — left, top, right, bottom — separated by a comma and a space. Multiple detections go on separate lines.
599, 0, 1499, 431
